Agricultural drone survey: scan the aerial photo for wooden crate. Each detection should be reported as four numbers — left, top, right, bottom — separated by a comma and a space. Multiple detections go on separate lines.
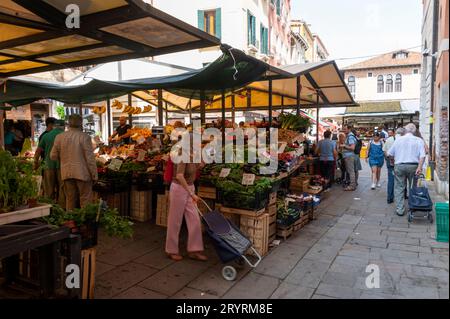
81, 247, 96, 299
219, 206, 266, 217
268, 192, 277, 206
95, 192, 129, 217
266, 204, 277, 224
293, 214, 309, 232
130, 188, 152, 222
289, 177, 309, 193
198, 186, 217, 200
156, 192, 170, 227
276, 225, 293, 240
239, 213, 269, 257
269, 222, 276, 237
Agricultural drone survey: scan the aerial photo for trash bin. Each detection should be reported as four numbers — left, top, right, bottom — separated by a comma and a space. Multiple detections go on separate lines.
435, 202, 449, 243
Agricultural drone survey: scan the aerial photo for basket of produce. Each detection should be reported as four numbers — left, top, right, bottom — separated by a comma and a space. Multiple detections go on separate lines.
276, 198, 301, 227
215, 177, 272, 210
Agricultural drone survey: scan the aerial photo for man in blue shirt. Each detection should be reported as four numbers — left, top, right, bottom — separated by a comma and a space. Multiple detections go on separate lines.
340, 124, 357, 191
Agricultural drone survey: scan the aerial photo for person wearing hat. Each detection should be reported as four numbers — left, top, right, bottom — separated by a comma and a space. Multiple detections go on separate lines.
51, 115, 97, 211
34, 119, 66, 207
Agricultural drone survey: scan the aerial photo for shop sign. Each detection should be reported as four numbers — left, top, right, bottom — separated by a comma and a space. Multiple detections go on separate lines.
5, 105, 31, 121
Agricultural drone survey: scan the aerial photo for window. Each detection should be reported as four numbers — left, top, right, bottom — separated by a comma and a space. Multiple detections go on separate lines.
395, 74, 402, 92
247, 11, 256, 46
368, 72, 373, 77
386, 74, 393, 92
377, 75, 384, 93
348, 76, 355, 96
198, 9, 221, 38
260, 24, 269, 54
413, 69, 419, 74
394, 51, 408, 59
276, 0, 281, 16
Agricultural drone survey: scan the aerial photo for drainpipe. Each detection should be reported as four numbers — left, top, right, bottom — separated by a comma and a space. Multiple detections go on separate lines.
428, 0, 439, 181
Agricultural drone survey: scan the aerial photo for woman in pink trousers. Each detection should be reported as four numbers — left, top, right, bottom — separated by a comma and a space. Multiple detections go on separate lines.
165, 158, 207, 262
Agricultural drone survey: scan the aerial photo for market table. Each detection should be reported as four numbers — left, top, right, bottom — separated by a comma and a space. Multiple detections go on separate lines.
0, 223, 81, 298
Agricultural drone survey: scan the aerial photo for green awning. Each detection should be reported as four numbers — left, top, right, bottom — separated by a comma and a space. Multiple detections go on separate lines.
0, 45, 271, 107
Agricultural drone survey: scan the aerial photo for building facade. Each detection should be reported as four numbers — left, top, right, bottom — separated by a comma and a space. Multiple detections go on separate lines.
342, 50, 421, 129
421, 0, 449, 198
148, 0, 324, 68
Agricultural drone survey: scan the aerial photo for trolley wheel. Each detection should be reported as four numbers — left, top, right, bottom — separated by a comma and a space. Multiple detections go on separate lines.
428, 213, 433, 223
407, 211, 414, 223
222, 266, 237, 281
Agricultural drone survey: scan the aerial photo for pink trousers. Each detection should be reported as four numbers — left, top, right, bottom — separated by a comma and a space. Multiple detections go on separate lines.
165, 183, 204, 255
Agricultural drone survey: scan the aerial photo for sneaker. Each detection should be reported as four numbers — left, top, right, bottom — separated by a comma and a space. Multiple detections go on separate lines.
371, 183, 376, 190
376, 183, 382, 188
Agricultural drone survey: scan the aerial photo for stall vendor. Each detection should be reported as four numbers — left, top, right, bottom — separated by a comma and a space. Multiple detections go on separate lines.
109, 116, 132, 144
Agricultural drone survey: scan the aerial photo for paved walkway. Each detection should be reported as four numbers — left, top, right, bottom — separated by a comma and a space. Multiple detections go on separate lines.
95, 162, 449, 299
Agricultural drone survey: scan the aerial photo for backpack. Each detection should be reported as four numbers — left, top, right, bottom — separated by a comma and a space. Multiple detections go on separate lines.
354, 136, 363, 155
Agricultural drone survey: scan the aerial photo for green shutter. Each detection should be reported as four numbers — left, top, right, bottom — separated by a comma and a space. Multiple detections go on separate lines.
260, 24, 263, 51
215, 8, 221, 39
198, 10, 204, 31
247, 11, 251, 45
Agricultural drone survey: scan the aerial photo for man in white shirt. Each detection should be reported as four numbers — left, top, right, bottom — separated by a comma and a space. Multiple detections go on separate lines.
383, 127, 406, 204
387, 123, 426, 216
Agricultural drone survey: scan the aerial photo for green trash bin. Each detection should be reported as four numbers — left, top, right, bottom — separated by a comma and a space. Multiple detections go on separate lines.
435, 202, 449, 243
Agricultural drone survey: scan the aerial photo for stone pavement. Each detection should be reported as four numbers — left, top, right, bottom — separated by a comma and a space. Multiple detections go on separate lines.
95, 162, 449, 299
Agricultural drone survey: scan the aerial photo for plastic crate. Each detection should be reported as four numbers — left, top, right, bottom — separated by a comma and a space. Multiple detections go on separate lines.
435, 202, 449, 243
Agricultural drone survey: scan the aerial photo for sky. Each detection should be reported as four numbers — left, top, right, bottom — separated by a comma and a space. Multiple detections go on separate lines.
291, 0, 423, 68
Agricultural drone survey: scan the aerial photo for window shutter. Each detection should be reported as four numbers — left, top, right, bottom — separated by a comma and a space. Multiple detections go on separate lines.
198, 10, 204, 31
247, 11, 251, 45
215, 8, 221, 39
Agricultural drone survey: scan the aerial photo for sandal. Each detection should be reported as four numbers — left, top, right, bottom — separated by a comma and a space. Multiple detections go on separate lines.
167, 254, 183, 261
188, 253, 208, 261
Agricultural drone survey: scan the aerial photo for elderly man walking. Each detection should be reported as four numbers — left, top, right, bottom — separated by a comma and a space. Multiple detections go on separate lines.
383, 127, 406, 204
50, 115, 98, 211
387, 123, 426, 216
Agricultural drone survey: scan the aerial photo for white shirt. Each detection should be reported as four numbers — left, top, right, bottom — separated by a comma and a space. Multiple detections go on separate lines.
387, 133, 426, 165
383, 136, 395, 153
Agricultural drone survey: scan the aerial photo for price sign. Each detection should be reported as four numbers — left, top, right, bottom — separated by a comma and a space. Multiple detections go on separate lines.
242, 173, 255, 186
108, 158, 123, 171
136, 150, 146, 162
219, 168, 231, 178
129, 144, 135, 151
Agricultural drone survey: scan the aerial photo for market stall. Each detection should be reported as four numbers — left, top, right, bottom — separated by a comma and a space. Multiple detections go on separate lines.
1, 40, 356, 295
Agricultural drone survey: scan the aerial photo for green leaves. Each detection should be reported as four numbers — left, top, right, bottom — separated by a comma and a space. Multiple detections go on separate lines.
278, 114, 312, 132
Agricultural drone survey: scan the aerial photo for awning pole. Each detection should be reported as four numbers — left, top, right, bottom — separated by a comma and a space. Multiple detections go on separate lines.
200, 91, 206, 125
0, 107, 4, 149
157, 89, 163, 126
165, 101, 168, 125
107, 99, 112, 136
189, 100, 192, 124
231, 94, 235, 126
222, 90, 226, 148
316, 92, 319, 145
296, 76, 301, 116
268, 79, 273, 126
128, 94, 133, 125
79, 103, 82, 116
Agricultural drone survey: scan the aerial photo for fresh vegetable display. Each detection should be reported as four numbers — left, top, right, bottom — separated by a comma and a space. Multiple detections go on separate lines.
278, 114, 312, 133
40, 199, 133, 239
0, 150, 40, 213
